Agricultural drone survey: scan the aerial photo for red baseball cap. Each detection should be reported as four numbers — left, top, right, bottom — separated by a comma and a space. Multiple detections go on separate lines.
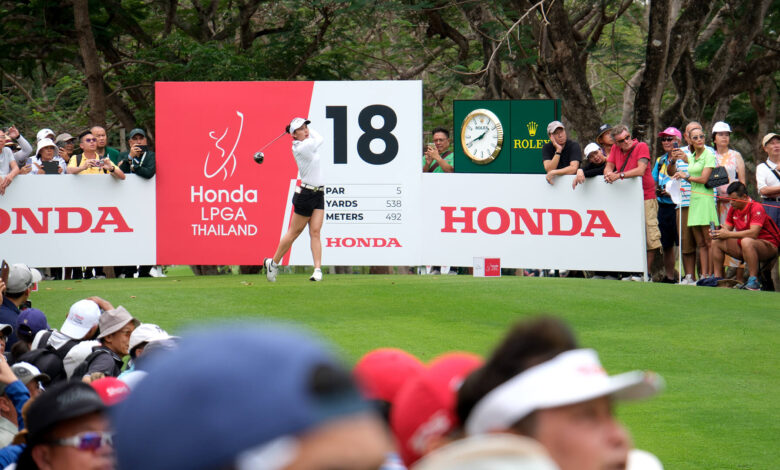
91, 377, 131, 406
390, 352, 483, 466
353, 348, 426, 402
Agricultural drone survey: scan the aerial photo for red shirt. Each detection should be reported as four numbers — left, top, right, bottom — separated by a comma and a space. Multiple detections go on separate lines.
726, 200, 780, 248
608, 141, 654, 200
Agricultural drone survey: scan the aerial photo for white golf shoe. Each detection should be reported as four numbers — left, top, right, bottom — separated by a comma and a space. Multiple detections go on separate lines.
310, 268, 322, 282
264, 258, 278, 282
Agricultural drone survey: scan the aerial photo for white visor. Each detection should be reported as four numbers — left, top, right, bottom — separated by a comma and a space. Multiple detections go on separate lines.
465, 349, 663, 436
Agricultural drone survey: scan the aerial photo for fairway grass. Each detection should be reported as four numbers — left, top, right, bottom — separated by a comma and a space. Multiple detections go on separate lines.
31, 274, 778, 469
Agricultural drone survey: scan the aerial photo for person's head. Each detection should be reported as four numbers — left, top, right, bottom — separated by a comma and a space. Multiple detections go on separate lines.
37, 128, 56, 142
127, 128, 147, 148
56, 134, 76, 155
689, 127, 707, 151
61, 299, 102, 341
609, 125, 633, 152
547, 121, 566, 147
36, 138, 58, 162
97, 307, 139, 357
726, 181, 750, 210
5, 264, 42, 306
583, 143, 605, 165
657, 127, 682, 154
79, 130, 97, 154
90, 377, 130, 407
23, 381, 112, 470
90, 126, 108, 150
0, 324, 12, 356
711, 121, 731, 148
113, 324, 390, 470
127, 323, 172, 359
684, 121, 702, 145
597, 124, 615, 156
287, 118, 310, 142
391, 352, 483, 466
460, 319, 663, 470
762, 132, 780, 158
353, 347, 426, 415
0, 128, 7, 146
12, 362, 50, 399
432, 128, 450, 154
17, 307, 50, 345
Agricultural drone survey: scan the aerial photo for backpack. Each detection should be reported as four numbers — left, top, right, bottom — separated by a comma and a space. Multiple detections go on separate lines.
16, 331, 79, 384
71, 348, 112, 381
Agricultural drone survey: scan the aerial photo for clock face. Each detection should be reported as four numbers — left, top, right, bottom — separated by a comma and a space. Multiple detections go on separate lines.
461, 109, 504, 164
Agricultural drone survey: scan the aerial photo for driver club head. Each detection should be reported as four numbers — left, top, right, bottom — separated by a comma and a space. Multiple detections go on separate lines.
253, 152, 264, 165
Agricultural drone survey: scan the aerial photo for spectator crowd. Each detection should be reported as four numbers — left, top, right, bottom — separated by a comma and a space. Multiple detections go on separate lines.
423, 120, 780, 290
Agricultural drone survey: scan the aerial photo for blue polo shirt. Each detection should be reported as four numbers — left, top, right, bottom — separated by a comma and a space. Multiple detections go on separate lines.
0, 298, 20, 347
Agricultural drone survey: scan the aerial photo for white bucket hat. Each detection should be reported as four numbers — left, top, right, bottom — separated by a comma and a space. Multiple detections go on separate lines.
711, 121, 731, 134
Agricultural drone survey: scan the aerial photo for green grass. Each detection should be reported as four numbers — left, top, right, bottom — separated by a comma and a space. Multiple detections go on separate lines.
31, 273, 778, 469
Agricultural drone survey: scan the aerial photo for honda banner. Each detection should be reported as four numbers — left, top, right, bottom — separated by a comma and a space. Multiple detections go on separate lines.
0, 175, 156, 266
420, 174, 646, 272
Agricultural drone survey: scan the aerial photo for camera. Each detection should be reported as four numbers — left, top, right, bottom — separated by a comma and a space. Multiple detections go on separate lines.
655, 185, 665, 198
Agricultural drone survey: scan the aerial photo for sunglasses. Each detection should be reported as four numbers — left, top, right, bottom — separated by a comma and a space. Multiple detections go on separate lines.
51, 431, 113, 451
691, 135, 705, 141
660, 137, 676, 142
83, 138, 97, 143
615, 135, 631, 144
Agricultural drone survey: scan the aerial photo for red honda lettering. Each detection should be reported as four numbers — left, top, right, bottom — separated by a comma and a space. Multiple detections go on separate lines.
90, 207, 133, 233
510, 208, 546, 235
581, 210, 620, 237
441, 207, 477, 233
54, 207, 92, 233
12, 208, 52, 234
548, 209, 582, 236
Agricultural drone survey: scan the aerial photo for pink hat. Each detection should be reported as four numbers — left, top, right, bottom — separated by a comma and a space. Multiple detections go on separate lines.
657, 127, 682, 139
91, 377, 131, 406
390, 352, 483, 466
353, 348, 425, 402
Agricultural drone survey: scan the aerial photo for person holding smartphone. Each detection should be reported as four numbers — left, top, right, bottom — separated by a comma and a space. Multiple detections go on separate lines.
423, 127, 454, 173
29, 138, 67, 174
118, 128, 155, 179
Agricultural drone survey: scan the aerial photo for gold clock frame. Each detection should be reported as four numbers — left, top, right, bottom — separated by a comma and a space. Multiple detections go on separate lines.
460, 108, 504, 165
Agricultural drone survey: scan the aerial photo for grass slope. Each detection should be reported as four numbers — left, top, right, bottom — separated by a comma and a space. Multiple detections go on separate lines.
31, 274, 778, 469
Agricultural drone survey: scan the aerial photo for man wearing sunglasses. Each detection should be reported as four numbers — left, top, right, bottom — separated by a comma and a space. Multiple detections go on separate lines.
66, 131, 125, 180
604, 125, 661, 279
15, 380, 113, 470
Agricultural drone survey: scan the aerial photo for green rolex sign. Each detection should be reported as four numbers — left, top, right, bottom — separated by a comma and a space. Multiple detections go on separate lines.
454, 99, 561, 174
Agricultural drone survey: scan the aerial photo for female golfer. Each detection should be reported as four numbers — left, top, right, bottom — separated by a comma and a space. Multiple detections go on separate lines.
264, 117, 325, 282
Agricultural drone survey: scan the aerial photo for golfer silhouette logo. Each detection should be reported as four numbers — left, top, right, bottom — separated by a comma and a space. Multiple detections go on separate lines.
204, 110, 243, 181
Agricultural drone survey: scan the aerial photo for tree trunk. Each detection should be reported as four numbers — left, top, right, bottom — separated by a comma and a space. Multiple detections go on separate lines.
72, 0, 106, 126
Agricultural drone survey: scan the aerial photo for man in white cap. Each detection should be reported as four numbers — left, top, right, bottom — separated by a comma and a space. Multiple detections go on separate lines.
0, 264, 42, 348
757, 132, 780, 228
541, 120, 581, 185
459, 317, 663, 470
572, 142, 607, 189
31, 297, 111, 380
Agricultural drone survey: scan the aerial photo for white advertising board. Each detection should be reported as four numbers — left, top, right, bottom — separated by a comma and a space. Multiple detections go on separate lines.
0, 175, 156, 266
420, 174, 646, 272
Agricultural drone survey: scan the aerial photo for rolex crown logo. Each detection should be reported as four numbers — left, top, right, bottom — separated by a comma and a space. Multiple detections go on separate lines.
527, 121, 538, 137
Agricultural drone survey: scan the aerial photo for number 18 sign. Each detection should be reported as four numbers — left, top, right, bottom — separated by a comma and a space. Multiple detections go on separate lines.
155, 81, 423, 266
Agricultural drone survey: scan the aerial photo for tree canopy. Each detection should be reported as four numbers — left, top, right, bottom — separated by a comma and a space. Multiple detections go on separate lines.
1, 0, 777, 177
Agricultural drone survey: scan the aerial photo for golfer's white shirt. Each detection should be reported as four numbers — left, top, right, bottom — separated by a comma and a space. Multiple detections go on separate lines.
292, 128, 324, 187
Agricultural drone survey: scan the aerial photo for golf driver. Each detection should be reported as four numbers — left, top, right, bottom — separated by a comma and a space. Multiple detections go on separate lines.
253, 130, 288, 165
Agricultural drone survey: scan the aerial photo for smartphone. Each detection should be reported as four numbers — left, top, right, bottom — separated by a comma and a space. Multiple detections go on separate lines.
41, 161, 60, 174
709, 221, 716, 232
137, 145, 148, 153
1, 260, 8, 286
673, 142, 679, 149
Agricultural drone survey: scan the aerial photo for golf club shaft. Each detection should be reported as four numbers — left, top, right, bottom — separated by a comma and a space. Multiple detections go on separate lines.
258, 131, 287, 152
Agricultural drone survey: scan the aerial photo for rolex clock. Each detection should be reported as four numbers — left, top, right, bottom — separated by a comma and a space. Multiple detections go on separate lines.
460, 108, 504, 164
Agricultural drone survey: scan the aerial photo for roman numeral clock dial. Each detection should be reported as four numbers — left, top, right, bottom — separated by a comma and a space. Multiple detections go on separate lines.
461, 109, 504, 164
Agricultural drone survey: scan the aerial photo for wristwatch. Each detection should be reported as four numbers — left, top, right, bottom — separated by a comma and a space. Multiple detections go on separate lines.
620, 172, 625, 179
